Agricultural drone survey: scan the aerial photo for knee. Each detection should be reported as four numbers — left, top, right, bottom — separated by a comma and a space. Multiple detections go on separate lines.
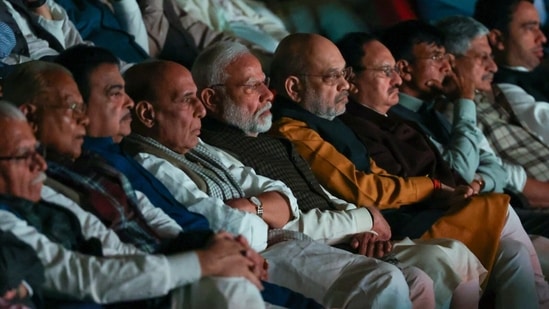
402, 266, 435, 299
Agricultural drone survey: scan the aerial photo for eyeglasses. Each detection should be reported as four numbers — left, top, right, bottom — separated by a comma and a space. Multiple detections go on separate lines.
210, 77, 270, 95
416, 52, 452, 63
0, 143, 45, 163
299, 67, 353, 85
359, 65, 400, 78
44, 102, 87, 116
459, 53, 495, 66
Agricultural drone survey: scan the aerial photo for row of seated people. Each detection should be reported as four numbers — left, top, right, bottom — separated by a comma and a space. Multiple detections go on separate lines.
1, 2, 549, 309
0, 28, 545, 309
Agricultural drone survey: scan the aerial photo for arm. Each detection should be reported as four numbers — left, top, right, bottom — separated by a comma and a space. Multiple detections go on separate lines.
0, 210, 201, 303
270, 118, 435, 209
210, 143, 378, 243
109, 0, 149, 53
38, 0, 86, 49
438, 98, 482, 182
499, 83, 549, 146
134, 190, 183, 238
134, 152, 269, 251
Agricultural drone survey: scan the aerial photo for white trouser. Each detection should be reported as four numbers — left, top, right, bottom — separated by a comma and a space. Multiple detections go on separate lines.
171, 276, 265, 308
393, 238, 487, 309
262, 239, 418, 308
493, 206, 548, 308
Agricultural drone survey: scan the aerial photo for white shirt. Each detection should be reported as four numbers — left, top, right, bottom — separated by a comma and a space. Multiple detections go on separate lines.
0, 185, 202, 303
134, 139, 374, 251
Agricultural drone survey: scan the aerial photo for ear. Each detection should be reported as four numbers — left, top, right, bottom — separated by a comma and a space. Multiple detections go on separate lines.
487, 29, 505, 51
134, 101, 156, 128
396, 59, 413, 83
19, 103, 39, 132
285, 76, 303, 103
200, 88, 219, 114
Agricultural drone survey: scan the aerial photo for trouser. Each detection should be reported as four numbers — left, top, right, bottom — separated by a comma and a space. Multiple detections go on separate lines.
494, 207, 549, 308
262, 239, 430, 309
171, 277, 265, 308
393, 238, 487, 309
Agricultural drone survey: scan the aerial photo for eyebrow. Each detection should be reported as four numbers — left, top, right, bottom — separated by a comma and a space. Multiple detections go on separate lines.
106, 84, 124, 92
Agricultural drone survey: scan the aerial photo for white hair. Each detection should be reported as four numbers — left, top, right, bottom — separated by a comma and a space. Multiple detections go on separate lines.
0, 100, 26, 120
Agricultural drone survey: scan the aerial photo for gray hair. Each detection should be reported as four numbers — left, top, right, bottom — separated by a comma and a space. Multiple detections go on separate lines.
0, 100, 26, 120
435, 16, 490, 56
3, 60, 72, 107
191, 42, 251, 92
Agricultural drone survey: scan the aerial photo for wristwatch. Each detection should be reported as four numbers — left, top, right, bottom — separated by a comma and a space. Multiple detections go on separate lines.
249, 196, 264, 218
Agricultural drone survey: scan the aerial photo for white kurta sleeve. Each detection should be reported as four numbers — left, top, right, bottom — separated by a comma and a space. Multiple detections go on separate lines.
0, 209, 201, 303
134, 152, 269, 251
134, 190, 183, 238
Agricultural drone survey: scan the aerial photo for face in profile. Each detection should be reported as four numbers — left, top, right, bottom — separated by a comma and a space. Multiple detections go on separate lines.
503, 1, 546, 70
86, 63, 134, 143
31, 70, 88, 160
455, 35, 497, 92
0, 118, 47, 202
215, 53, 274, 136
299, 38, 351, 120
147, 63, 206, 154
351, 40, 402, 114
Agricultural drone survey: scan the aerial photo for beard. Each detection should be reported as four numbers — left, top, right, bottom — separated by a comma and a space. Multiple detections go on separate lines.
302, 88, 348, 120
222, 98, 273, 135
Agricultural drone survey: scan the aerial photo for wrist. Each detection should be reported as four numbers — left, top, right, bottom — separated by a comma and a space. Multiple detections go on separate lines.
248, 196, 263, 218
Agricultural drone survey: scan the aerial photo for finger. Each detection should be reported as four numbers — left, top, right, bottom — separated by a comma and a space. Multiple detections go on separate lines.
350, 237, 360, 249
366, 242, 376, 257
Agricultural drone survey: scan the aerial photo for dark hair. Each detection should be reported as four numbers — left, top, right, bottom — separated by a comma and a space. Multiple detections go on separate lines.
474, 0, 533, 34
55, 45, 119, 101
379, 19, 445, 62
336, 32, 377, 72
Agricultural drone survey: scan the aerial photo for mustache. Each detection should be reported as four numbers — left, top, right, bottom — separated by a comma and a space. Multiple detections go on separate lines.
32, 172, 47, 185
255, 102, 272, 116
336, 91, 349, 101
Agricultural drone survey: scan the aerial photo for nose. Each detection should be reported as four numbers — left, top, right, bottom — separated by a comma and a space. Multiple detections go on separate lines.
391, 70, 402, 86
124, 93, 135, 109
337, 76, 351, 92
487, 56, 498, 73
193, 98, 207, 118
76, 110, 90, 127
538, 28, 547, 44
31, 151, 47, 172
440, 55, 452, 74
259, 83, 274, 103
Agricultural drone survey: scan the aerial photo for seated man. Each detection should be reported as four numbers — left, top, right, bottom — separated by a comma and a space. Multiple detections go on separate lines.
0, 100, 267, 307
54, 44, 428, 308
269, 32, 546, 307
190, 41, 487, 308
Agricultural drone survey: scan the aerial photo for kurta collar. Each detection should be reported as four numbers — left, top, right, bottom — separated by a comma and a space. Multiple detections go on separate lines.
398, 93, 426, 112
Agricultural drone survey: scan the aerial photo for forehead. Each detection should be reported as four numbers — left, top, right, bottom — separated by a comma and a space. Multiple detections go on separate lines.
225, 53, 264, 81
0, 118, 35, 154
412, 42, 445, 55
511, 1, 540, 24
467, 35, 492, 53
89, 63, 123, 87
45, 71, 82, 98
307, 38, 346, 71
163, 64, 197, 94
362, 40, 395, 65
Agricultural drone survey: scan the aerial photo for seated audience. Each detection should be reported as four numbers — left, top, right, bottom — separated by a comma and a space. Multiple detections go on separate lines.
269, 32, 547, 307
0, 99, 268, 307
4, 59, 321, 309
190, 41, 487, 308
54, 44, 431, 308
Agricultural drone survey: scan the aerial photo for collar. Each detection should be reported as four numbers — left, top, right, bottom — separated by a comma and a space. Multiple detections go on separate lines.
398, 93, 426, 112
502, 65, 531, 72
83, 136, 117, 151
